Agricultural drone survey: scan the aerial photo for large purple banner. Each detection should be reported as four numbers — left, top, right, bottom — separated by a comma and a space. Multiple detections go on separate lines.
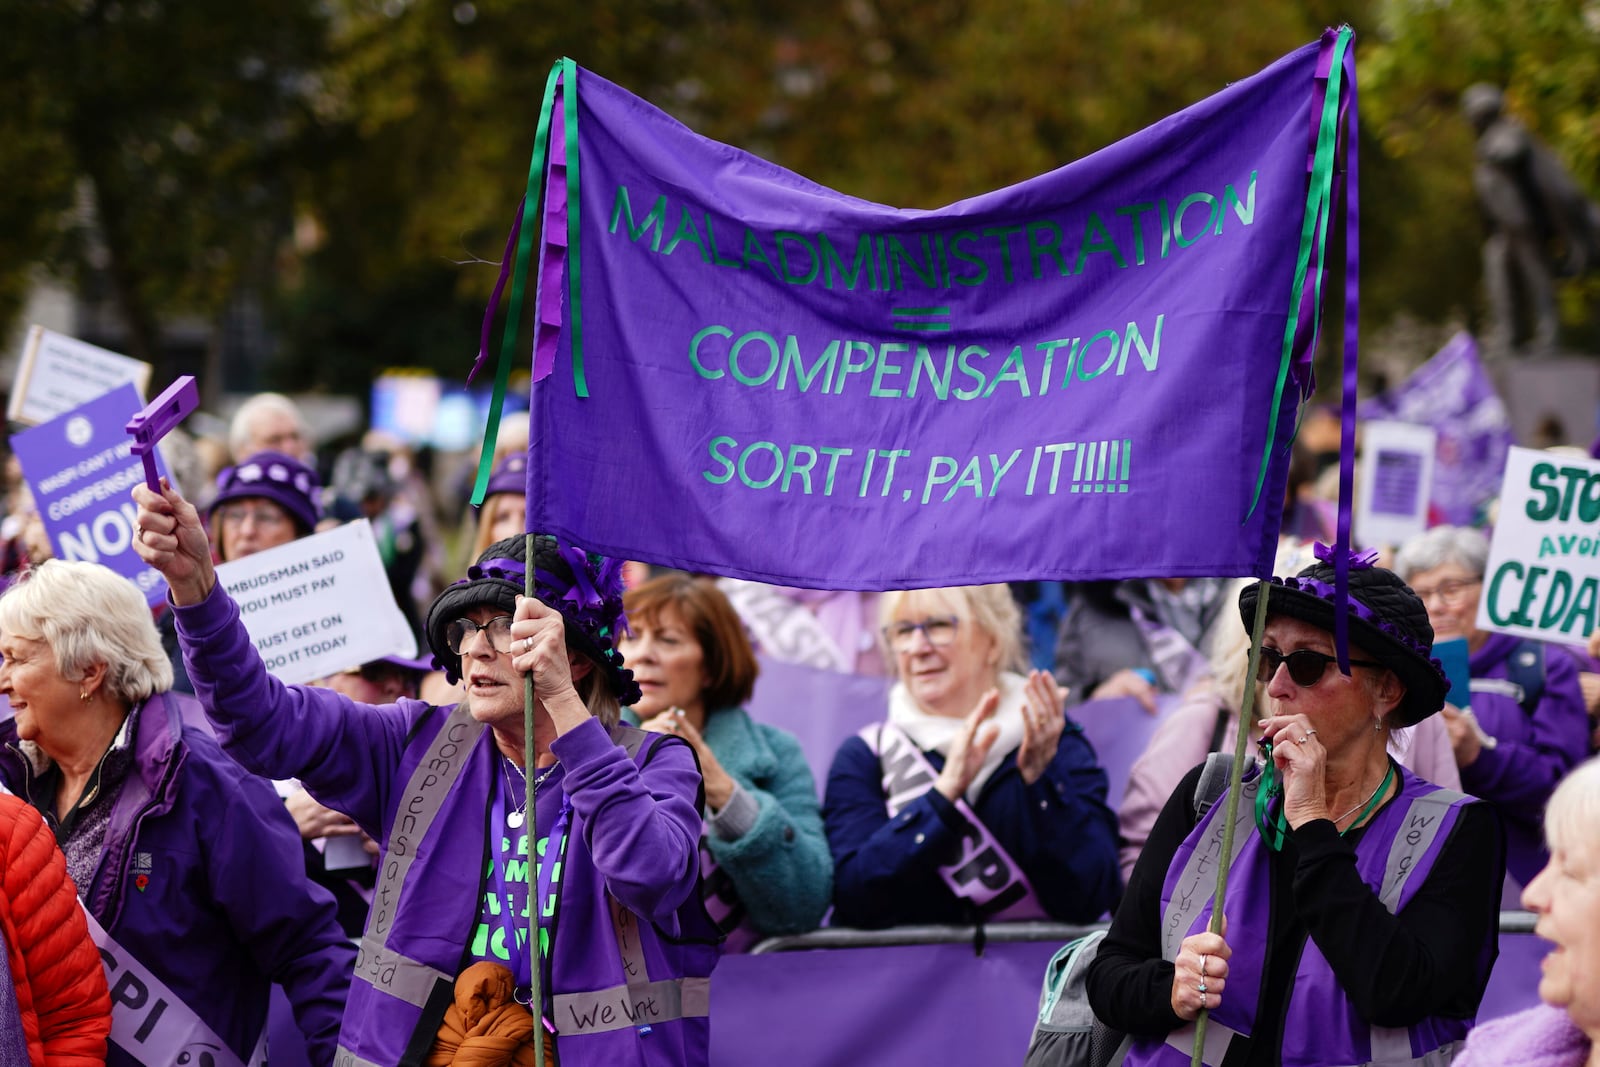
1365, 332, 1513, 528
519, 35, 1351, 588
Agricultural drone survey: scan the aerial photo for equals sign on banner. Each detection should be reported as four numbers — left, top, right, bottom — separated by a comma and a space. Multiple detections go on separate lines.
1070, 439, 1132, 493
890, 307, 953, 332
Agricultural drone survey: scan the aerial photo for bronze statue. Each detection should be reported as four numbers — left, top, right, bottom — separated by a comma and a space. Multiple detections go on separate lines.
1462, 83, 1600, 357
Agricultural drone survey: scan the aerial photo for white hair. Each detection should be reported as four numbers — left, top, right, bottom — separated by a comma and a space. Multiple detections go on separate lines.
1393, 526, 1490, 582
877, 585, 1026, 677
229, 393, 308, 460
1545, 756, 1600, 857
0, 561, 173, 704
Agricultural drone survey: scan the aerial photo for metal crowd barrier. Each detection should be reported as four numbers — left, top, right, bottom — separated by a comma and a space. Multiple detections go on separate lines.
752, 911, 1538, 954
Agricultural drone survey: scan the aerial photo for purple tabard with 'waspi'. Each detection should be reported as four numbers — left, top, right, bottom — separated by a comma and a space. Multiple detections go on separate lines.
517, 37, 1347, 588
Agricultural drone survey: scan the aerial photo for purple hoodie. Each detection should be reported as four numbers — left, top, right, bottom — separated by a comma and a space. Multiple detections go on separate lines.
174, 583, 719, 1067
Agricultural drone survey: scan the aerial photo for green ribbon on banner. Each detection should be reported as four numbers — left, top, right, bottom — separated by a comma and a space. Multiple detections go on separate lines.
470, 61, 566, 507
561, 57, 588, 398
1245, 25, 1351, 520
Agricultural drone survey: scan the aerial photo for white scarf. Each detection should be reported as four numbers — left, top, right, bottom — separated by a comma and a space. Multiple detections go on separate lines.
887, 671, 1028, 805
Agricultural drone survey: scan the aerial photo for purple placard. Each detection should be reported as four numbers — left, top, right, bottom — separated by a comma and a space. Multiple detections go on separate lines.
1370, 449, 1425, 516
11, 383, 169, 604
520, 38, 1344, 589
1365, 332, 1513, 527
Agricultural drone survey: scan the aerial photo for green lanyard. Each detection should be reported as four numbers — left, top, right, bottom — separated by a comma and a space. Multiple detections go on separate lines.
1254, 750, 1394, 852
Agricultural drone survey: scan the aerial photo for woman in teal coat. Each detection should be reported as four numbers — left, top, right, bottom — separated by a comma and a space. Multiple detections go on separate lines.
622, 575, 832, 950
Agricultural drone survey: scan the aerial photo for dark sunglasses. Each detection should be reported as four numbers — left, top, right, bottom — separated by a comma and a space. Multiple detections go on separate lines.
1255, 647, 1383, 687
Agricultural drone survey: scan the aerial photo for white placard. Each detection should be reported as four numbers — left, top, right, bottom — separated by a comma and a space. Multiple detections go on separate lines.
1355, 420, 1437, 549
1476, 446, 1600, 644
214, 520, 418, 685
7, 325, 153, 425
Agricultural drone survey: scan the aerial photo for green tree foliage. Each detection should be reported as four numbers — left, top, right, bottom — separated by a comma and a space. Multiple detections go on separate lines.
0, 0, 327, 379
6, 0, 1598, 393
1362, 0, 1600, 348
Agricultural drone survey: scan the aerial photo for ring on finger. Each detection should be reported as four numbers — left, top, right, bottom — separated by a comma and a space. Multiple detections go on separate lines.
1199, 954, 1208, 977
1197, 981, 1207, 994
1297, 734, 1309, 744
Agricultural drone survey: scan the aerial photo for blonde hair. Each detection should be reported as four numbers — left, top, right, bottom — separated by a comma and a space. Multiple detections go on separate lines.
578, 656, 621, 728
0, 560, 173, 704
877, 585, 1026, 678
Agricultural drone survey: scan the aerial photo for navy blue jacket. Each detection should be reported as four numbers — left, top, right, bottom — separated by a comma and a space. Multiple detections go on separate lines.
823, 724, 1121, 927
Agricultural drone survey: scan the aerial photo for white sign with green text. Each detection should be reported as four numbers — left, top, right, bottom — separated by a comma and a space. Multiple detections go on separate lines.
1477, 445, 1600, 643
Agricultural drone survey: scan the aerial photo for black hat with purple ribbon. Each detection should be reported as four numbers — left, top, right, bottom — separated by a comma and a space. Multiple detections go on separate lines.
423, 533, 640, 704
1237, 545, 1448, 725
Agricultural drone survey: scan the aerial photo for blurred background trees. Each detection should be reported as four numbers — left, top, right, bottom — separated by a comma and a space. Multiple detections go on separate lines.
2, 0, 1597, 395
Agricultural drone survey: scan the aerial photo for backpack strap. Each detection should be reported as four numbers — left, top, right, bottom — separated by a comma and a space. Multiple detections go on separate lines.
1194, 751, 1234, 820
1206, 703, 1231, 755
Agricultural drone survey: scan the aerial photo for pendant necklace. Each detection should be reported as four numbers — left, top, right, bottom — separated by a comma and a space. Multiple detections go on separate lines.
504, 758, 556, 829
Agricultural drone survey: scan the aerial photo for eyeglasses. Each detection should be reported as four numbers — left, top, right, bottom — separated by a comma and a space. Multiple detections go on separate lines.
884, 616, 960, 652
446, 615, 516, 655
1410, 577, 1481, 607
216, 504, 290, 528
1255, 647, 1384, 687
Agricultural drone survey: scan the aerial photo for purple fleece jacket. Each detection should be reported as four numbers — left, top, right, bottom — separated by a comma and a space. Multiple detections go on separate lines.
1466, 634, 1590, 885
173, 582, 717, 1067
1455, 1003, 1591, 1067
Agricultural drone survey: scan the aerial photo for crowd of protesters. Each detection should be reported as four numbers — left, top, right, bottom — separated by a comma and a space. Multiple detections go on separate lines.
0, 387, 1595, 1067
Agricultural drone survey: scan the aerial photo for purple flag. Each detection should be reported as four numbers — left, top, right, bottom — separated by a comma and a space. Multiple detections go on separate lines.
1365, 332, 1513, 527
515, 36, 1351, 588
11, 383, 169, 604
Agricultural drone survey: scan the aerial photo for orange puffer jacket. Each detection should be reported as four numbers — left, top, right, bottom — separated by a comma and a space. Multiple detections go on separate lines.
0, 793, 112, 1065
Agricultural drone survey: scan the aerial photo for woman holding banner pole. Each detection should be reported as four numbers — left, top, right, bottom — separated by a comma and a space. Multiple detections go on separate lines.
0, 559, 353, 1067
132, 478, 720, 1067
1087, 556, 1504, 1067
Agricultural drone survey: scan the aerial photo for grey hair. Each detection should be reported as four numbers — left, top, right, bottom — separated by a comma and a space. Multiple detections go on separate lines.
1545, 756, 1600, 856
0, 560, 173, 704
1392, 526, 1490, 582
877, 585, 1026, 677
228, 392, 307, 459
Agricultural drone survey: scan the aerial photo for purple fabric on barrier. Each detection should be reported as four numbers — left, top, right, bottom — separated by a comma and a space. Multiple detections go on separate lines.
1480, 929, 1551, 1023
523, 41, 1339, 589
743, 655, 889, 793
10, 383, 169, 605
711, 941, 1057, 1066
707, 932, 1544, 1065
1071, 695, 1180, 811
1365, 333, 1514, 527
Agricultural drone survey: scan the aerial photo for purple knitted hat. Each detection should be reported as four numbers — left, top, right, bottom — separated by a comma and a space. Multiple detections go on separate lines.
1237, 553, 1449, 725
209, 451, 322, 535
482, 453, 528, 501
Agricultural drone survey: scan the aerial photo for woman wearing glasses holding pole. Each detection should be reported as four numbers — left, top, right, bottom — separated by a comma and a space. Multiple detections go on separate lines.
822, 584, 1120, 929
132, 479, 719, 1067
1088, 556, 1505, 1067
